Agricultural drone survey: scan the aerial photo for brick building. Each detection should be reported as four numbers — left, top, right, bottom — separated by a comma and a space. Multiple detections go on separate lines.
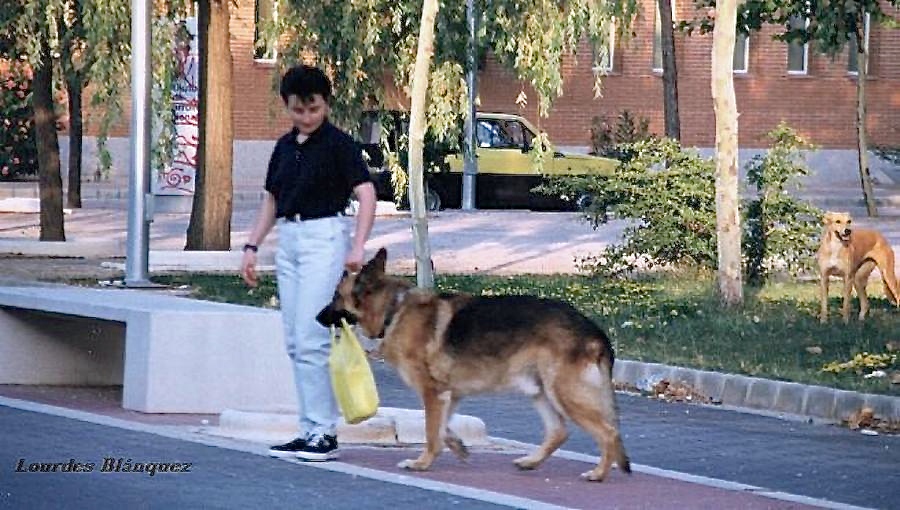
70, 0, 897, 187
218, 0, 899, 151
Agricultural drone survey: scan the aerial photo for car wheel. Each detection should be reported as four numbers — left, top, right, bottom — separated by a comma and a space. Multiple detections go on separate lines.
575, 193, 594, 211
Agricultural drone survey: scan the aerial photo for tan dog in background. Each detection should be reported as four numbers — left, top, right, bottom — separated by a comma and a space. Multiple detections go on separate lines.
317, 248, 631, 482
817, 211, 900, 323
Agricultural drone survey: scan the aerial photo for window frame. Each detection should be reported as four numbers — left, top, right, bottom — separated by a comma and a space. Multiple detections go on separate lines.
733, 32, 749, 74
591, 20, 616, 75
652, 2, 676, 73
847, 12, 871, 76
786, 16, 810, 75
254, 0, 279, 63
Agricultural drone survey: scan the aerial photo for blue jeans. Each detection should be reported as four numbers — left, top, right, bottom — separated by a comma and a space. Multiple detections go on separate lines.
276, 216, 349, 437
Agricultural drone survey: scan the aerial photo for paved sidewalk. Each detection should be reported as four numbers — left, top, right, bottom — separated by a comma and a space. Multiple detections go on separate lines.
0, 203, 898, 275
0, 205, 633, 275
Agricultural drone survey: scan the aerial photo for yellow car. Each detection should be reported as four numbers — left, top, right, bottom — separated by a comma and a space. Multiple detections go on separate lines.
436, 113, 618, 210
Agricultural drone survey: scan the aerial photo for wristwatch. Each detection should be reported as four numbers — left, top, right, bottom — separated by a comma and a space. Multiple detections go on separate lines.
242, 244, 259, 253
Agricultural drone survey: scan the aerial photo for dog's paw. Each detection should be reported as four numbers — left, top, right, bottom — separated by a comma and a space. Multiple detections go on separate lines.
580, 469, 606, 482
445, 436, 469, 461
397, 458, 431, 471
513, 455, 541, 471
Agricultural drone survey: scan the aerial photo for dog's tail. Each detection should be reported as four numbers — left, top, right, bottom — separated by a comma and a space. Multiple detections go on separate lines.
613, 437, 631, 474
877, 244, 900, 306
882, 262, 900, 307
586, 333, 631, 474
886, 280, 900, 307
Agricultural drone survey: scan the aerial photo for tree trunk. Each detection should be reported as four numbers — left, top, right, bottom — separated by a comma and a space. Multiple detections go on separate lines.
66, 75, 83, 208
711, 0, 742, 306
33, 34, 66, 242
186, 0, 234, 250
855, 26, 877, 217
407, 0, 440, 288
658, 0, 680, 140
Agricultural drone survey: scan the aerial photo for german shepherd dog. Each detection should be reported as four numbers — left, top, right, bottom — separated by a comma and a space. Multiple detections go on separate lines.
317, 248, 630, 481
818, 211, 900, 323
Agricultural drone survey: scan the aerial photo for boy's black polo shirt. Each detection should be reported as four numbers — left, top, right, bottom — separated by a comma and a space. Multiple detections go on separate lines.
264, 121, 371, 220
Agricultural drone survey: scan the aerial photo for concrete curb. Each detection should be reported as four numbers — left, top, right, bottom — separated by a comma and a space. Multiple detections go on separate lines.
0, 239, 126, 258
210, 361, 897, 447
214, 407, 489, 447
613, 359, 900, 423
99, 250, 277, 272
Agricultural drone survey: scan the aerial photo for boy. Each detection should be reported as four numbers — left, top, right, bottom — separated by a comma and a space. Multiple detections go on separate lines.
241, 65, 376, 461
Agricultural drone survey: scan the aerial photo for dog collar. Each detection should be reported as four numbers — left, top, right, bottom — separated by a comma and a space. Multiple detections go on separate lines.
377, 290, 407, 339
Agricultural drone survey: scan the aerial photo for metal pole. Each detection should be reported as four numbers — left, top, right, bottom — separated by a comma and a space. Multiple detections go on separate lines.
461, 0, 478, 210
125, 0, 152, 286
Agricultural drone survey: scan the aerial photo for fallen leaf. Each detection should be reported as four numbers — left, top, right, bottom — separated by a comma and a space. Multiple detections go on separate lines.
805, 346, 823, 355
847, 407, 875, 430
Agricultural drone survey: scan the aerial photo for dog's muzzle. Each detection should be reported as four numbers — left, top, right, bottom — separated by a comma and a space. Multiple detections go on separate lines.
316, 305, 358, 327
836, 229, 852, 242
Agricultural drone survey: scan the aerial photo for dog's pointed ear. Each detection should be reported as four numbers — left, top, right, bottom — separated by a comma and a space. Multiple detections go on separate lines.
360, 248, 387, 277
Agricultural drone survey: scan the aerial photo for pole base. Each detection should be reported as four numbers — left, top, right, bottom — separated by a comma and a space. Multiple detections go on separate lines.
123, 279, 166, 289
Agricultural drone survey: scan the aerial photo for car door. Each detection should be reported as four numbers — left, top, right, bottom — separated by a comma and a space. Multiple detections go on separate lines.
474, 118, 536, 207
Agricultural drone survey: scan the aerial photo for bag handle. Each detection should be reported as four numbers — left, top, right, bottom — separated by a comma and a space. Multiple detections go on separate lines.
330, 325, 339, 347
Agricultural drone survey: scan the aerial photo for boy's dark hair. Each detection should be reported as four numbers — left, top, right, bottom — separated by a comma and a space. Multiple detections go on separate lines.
279, 65, 332, 104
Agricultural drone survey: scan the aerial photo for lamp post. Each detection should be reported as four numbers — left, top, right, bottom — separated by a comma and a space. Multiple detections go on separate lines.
125, 0, 153, 286
461, 0, 478, 210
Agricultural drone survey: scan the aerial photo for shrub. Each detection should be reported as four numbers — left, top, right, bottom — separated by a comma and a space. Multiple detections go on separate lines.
573, 138, 719, 276
550, 124, 823, 281
589, 110, 652, 161
743, 123, 823, 284
0, 70, 38, 181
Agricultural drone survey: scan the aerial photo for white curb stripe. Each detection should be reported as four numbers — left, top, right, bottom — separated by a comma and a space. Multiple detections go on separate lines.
0, 397, 570, 510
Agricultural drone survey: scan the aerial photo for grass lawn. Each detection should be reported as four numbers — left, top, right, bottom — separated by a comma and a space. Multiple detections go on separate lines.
150, 271, 899, 396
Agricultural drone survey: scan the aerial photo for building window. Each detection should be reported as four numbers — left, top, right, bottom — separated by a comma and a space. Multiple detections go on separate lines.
733, 33, 749, 73
653, 2, 675, 72
254, 0, 278, 61
847, 12, 871, 75
787, 16, 809, 74
592, 20, 616, 74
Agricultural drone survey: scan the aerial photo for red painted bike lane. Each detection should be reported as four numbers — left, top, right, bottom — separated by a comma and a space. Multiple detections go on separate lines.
340, 446, 821, 509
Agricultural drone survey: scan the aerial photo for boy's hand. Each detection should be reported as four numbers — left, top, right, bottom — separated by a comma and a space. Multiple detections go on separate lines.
241, 250, 258, 287
345, 245, 365, 273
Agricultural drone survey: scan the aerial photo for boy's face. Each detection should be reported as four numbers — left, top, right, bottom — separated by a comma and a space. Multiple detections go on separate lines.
286, 94, 329, 135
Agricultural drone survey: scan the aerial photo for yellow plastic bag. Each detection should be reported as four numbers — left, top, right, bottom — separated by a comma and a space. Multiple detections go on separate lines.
329, 318, 379, 424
